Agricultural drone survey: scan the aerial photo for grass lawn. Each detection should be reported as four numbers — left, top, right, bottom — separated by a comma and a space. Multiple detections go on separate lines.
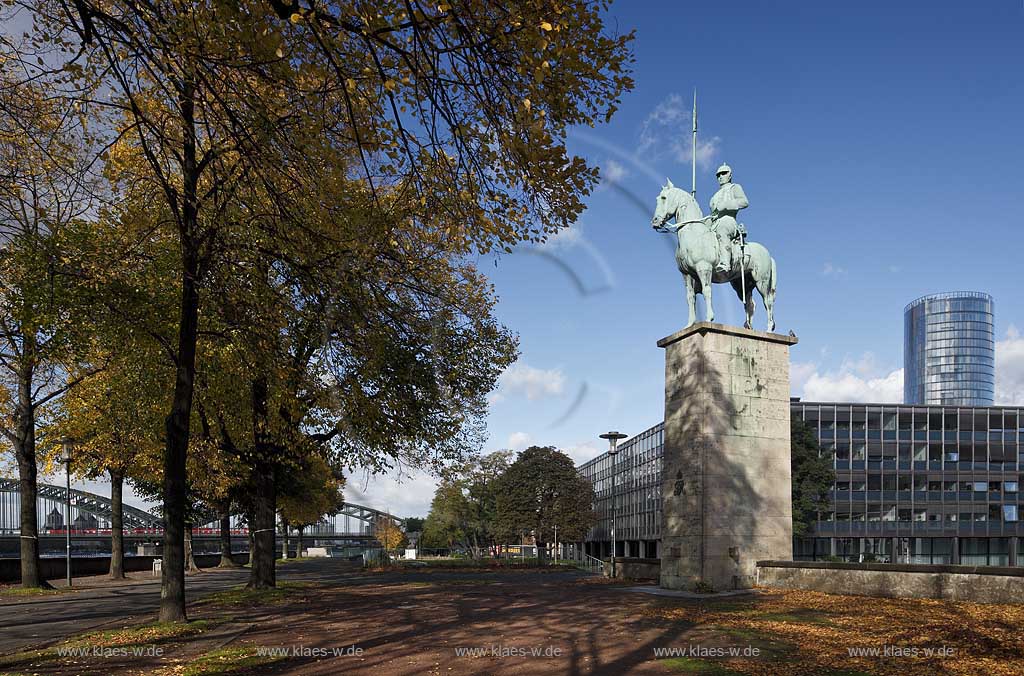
0, 585, 76, 598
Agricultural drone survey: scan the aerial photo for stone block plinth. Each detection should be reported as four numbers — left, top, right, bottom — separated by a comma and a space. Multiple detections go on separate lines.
658, 322, 797, 591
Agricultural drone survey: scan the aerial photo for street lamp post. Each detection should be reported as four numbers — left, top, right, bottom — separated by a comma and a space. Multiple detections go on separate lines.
600, 431, 627, 579
60, 437, 73, 587
553, 524, 558, 565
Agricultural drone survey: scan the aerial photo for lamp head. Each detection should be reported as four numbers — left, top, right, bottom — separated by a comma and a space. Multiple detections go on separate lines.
60, 437, 73, 465
599, 431, 627, 454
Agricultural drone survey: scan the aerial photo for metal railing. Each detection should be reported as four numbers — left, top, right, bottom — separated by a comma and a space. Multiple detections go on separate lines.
557, 544, 605, 575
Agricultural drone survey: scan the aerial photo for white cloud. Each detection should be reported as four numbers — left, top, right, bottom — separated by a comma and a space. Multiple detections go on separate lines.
508, 432, 532, 451
677, 136, 721, 169
790, 361, 818, 394
539, 222, 584, 250
794, 351, 903, 403
560, 441, 601, 465
822, 262, 847, 277
602, 158, 628, 184
344, 466, 440, 519
489, 363, 566, 404
794, 333, 1024, 407
802, 369, 904, 403
996, 326, 1024, 405
637, 94, 720, 170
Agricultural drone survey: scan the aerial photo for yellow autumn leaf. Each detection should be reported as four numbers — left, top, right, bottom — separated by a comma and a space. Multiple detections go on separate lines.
289, 12, 302, 23
523, 98, 531, 111
275, 46, 284, 58
384, 79, 396, 91
540, 21, 553, 31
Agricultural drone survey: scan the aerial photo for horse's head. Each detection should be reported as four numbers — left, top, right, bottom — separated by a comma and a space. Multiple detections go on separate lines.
651, 178, 694, 229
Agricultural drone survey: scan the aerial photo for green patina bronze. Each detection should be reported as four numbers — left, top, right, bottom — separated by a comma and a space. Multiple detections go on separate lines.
651, 171, 776, 331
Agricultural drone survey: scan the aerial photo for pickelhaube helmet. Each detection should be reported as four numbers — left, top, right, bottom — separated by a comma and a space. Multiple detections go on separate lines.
716, 163, 732, 176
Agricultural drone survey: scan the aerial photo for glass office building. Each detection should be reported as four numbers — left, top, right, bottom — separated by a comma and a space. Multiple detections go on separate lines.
904, 292, 994, 406
578, 424, 663, 559
578, 400, 1024, 566
793, 401, 1022, 565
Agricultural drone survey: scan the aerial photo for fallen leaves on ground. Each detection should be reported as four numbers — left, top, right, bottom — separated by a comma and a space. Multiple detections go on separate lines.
644, 589, 1024, 675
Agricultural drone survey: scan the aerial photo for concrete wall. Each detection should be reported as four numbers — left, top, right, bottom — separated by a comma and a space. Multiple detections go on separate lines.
0, 553, 249, 584
659, 323, 797, 591
606, 557, 660, 582
757, 560, 1024, 604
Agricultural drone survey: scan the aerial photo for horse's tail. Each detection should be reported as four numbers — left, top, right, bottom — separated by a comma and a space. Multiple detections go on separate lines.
768, 256, 777, 302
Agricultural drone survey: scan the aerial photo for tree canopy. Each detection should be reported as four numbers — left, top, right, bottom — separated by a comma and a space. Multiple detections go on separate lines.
493, 445, 595, 563
791, 418, 835, 538
0, 0, 634, 613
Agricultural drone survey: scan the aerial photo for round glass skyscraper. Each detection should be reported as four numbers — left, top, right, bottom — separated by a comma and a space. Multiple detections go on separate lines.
903, 292, 994, 405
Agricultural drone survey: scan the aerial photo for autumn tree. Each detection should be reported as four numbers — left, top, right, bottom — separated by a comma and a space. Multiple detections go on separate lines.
48, 348, 168, 579
459, 451, 513, 557
494, 446, 595, 565
278, 455, 345, 559
420, 480, 470, 551
0, 75, 102, 588
375, 516, 407, 553
16, 0, 633, 619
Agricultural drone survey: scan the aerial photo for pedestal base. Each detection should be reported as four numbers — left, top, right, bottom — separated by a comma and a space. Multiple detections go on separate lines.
658, 322, 797, 591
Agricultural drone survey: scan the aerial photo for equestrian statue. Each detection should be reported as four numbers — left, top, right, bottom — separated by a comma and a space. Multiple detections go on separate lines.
651, 166, 777, 332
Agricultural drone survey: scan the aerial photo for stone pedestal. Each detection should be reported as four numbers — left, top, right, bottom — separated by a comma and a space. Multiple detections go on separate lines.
658, 322, 797, 591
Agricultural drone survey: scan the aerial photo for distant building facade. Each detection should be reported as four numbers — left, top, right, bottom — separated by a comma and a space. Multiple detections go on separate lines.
72, 512, 99, 531
904, 292, 994, 406
44, 507, 63, 531
578, 424, 663, 560
578, 400, 1024, 566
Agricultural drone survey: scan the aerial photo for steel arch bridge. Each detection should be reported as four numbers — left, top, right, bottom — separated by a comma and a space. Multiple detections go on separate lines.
0, 478, 402, 538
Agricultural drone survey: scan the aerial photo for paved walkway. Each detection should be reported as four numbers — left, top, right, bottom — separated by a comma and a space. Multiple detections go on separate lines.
0, 565, 254, 653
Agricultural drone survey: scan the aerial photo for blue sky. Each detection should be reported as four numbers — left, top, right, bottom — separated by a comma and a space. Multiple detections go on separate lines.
42, 1, 1024, 517
350, 0, 1024, 517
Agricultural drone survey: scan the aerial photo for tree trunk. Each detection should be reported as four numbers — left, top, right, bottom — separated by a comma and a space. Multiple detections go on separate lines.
160, 76, 201, 623
536, 540, 547, 566
297, 526, 304, 558
184, 525, 201, 573
249, 458, 276, 588
160, 262, 198, 620
280, 516, 289, 560
248, 377, 276, 589
108, 470, 125, 579
218, 513, 237, 567
14, 357, 47, 589
246, 507, 255, 566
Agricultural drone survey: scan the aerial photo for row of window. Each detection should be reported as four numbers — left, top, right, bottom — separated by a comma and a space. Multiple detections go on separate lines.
835, 480, 1020, 492
909, 303, 992, 318
803, 409, 1021, 431
924, 319, 993, 331
922, 330, 994, 343
797, 536, 1015, 566
825, 505, 1019, 522
919, 338, 995, 351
